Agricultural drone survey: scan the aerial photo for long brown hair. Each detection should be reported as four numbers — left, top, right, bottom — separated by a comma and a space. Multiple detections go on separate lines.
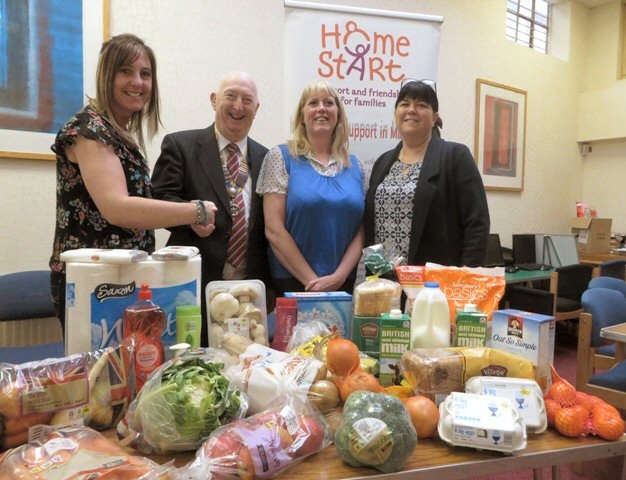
91, 33, 161, 153
287, 80, 351, 168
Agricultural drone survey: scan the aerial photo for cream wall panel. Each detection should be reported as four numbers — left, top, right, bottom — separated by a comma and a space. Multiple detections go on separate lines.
1, 0, 622, 275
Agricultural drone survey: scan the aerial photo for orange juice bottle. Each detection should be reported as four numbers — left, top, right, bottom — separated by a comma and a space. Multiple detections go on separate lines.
123, 283, 165, 392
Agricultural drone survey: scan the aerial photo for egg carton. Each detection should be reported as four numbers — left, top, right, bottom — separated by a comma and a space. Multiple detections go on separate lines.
465, 376, 547, 434
438, 391, 527, 454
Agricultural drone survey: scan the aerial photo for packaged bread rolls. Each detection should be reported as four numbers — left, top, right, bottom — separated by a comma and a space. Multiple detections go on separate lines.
401, 346, 536, 405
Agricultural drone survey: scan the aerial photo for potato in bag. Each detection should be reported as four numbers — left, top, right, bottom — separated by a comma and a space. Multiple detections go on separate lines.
0, 346, 131, 451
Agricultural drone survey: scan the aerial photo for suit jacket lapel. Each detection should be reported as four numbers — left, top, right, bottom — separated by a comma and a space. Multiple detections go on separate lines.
197, 125, 231, 215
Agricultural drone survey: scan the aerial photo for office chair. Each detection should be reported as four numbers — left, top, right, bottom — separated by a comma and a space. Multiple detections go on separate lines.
599, 259, 626, 280
512, 234, 537, 265
588, 276, 626, 299
508, 264, 594, 322
0, 270, 64, 363
483, 233, 506, 267
577, 287, 626, 409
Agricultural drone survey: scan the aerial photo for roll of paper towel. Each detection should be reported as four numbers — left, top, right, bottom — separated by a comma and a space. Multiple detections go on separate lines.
65, 262, 121, 354
63, 248, 202, 356
120, 259, 166, 288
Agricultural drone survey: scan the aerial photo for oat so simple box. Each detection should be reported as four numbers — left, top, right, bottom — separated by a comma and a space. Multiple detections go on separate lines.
284, 291, 353, 338
490, 309, 555, 391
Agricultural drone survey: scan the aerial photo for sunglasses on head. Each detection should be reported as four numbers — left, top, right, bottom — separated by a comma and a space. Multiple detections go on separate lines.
400, 78, 437, 92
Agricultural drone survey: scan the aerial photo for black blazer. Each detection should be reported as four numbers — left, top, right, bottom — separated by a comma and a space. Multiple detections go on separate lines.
151, 124, 271, 298
364, 136, 490, 267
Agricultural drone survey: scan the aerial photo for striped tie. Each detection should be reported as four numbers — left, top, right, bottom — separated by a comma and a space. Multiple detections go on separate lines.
225, 143, 247, 268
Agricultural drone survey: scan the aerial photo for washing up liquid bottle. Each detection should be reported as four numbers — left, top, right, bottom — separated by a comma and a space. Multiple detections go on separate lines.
123, 283, 165, 392
410, 281, 451, 348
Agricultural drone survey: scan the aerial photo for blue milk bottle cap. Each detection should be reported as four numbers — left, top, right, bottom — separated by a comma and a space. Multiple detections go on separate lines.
424, 281, 439, 288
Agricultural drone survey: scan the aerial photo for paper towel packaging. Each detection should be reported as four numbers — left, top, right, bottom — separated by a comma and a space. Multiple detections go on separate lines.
63, 248, 201, 358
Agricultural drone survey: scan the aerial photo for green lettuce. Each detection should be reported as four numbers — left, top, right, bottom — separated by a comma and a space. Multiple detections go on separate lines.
136, 357, 242, 452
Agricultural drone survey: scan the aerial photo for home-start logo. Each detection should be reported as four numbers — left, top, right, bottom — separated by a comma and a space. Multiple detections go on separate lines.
317, 20, 411, 82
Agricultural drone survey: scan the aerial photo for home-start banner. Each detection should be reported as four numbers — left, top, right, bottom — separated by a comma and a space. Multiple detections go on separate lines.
284, 1, 443, 175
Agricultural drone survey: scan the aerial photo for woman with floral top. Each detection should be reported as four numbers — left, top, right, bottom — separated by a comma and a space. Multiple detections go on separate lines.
256, 80, 364, 297
49, 34, 217, 332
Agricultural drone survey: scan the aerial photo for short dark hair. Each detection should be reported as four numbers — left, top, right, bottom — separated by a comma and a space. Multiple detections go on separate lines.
395, 80, 438, 112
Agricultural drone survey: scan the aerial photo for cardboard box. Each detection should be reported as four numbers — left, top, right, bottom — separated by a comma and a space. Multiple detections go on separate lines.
570, 217, 612, 254
284, 291, 353, 338
351, 315, 380, 359
490, 309, 555, 391
378, 311, 411, 387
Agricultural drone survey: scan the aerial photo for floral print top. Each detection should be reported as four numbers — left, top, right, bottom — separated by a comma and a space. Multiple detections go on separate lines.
49, 105, 155, 273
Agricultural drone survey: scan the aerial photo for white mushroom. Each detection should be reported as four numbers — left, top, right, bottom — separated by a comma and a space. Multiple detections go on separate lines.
230, 283, 259, 314
210, 323, 225, 348
209, 292, 239, 323
209, 287, 229, 302
240, 306, 263, 324
250, 320, 267, 345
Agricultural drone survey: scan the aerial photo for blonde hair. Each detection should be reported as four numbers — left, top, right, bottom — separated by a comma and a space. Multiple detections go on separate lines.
91, 33, 161, 153
287, 80, 350, 168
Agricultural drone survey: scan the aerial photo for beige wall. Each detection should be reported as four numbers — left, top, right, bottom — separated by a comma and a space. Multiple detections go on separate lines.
1, 0, 624, 274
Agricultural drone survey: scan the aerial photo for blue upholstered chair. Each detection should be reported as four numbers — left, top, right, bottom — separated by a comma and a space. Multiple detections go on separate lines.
0, 270, 64, 363
576, 287, 626, 409
588, 276, 626, 298
599, 259, 626, 281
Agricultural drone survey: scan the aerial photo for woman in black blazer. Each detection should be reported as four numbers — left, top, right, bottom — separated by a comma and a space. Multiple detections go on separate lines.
364, 80, 490, 268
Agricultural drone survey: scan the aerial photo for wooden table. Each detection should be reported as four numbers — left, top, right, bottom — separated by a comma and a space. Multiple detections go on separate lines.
601, 322, 626, 362
579, 252, 626, 266
104, 427, 626, 480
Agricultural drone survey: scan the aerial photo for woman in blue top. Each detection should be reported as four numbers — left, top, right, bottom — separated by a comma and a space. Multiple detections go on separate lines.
257, 80, 364, 296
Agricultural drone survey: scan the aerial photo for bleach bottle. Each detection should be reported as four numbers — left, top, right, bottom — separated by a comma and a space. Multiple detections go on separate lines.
410, 281, 451, 348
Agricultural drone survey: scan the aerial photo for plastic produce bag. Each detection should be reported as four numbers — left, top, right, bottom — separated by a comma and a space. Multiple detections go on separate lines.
0, 426, 173, 479
177, 393, 332, 480
0, 345, 132, 451
353, 244, 402, 317
117, 348, 246, 454
334, 390, 417, 473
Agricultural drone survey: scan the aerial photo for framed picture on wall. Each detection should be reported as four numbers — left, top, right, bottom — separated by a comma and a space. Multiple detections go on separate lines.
474, 79, 527, 191
0, 0, 108, 161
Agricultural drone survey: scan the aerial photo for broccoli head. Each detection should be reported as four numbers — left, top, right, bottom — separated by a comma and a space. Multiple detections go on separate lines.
334, 390, 417, 473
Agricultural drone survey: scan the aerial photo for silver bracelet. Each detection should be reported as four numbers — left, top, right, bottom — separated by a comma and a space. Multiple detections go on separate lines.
195, 200, 208, 225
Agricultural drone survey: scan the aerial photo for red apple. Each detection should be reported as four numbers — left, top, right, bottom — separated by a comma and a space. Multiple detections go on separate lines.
288, 414, 326, 457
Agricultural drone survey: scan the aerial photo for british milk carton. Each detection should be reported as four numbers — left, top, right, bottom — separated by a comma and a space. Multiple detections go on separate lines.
379, 309, 411, 387
490, 309, 555, 391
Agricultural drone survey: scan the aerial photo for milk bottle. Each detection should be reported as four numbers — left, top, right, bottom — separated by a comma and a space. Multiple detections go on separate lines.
410, 281, 451, 348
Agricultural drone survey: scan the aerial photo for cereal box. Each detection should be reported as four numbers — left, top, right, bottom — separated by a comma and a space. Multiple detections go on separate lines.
490, 309, 555, 391
284, 291, 353, 338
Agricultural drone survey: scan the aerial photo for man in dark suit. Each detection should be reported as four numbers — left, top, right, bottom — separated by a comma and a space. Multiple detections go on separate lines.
151, 71, 270, 346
